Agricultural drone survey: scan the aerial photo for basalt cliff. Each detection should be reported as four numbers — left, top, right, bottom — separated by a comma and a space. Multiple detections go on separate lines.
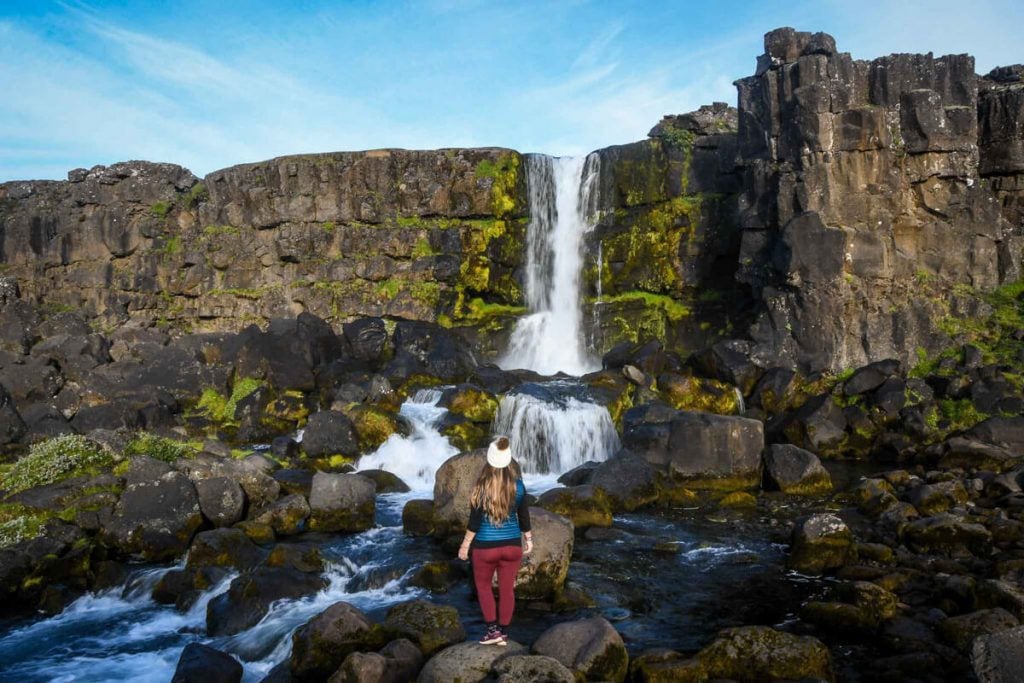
2, 29, 1023, 374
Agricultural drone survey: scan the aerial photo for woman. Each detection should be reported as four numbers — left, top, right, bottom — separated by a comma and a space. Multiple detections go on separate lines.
457, 435, 533, 645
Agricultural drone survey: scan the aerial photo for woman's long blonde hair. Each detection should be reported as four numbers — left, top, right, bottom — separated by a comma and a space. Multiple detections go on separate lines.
470, 437, 521, 526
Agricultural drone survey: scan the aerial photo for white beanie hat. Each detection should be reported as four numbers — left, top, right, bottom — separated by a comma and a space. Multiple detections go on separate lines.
487, 436, 512, 468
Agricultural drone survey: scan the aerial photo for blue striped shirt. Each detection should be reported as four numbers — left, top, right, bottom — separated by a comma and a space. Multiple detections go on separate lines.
467, 479, 531, 549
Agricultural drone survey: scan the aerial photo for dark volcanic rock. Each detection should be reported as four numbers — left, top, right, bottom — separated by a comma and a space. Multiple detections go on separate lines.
532, 616, 628, 683
171, 643, 242, 683
206, 566, 328, 636
308, 472, 375, 533
301, 410, 359, 459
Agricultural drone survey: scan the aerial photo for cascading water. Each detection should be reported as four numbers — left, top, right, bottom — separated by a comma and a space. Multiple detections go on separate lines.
500, 154, 602, 377
355, 388, 459, 493
493, 382, 620, 475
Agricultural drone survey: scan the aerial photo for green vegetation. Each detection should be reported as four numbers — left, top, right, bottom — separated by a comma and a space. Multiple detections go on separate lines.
411, 237, 436, 258
0, 503, 48, 549
474, 153, 520, 217
208, 285, 277, 300
158, 236, 182, 256
920, 279, 1024, 369
150, 201, 171, 218
595, 291, 690, 321
202, 224, 242, 238
185, 182, 208, 208
938, 398, 990, 433
123, 433, 198, 463
322, 221, 336, 233
195, 377, 265, 425
3, 435, 113, 494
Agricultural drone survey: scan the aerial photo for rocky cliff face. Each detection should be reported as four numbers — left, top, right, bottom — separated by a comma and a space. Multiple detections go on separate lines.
2, 28, 1023, 372
734, 28, 1024, 372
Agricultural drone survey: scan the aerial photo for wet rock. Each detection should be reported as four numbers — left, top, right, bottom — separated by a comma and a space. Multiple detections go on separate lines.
384, 599, 465, 656
907, 480, 969, 516
207, 566, 328, 636
660, 411, 763, 488
655, 374, 741, 415
186, 528, 264, 571
689, 339, 764, 395
440, 383, 498, 423
972, 624, 1024, 683
532, 616, 628, 682
844, 359, 901, 395
301, 410, 360, 460
589, 452, 659, 511
556, 461, 601, 487
762, 443, 832, 495
537, 485, 612, 529
416, 640, 526, 683
695, 625, 834, 681
251, 494, 310, 536
516, 508, 574, 599
171, 642, 242, 683
851, 477, 900, 518
902, 514, 992, 556
290, 601, 387, 681
431, 449, 487, 536
940, 608, 1019, 653
273, 469, 314, 497
492, 654, 575, 683
265, 543, 325, 573
329, 639, 423, 683
194, 477, 246, 528
628, 648, 704, 682
357, 469, 411, 494
101, 456, 204, 561
270, 436, 300, 461
402, 499, 434, 536
348, 405, 401, 452
308, 472, 375, 533
802, 581, 899, 633
788, 513, 853, 574
235, 520, 275, 544
409, 561, 460, 593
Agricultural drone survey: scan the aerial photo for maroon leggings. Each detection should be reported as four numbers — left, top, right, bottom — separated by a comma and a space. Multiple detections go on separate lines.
471, 545, 523, 626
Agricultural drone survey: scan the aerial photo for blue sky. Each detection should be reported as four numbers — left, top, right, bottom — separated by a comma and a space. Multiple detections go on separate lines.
1, 0, 1022, 181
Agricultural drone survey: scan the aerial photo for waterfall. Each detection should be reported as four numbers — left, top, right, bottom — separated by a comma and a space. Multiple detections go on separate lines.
493, 382, 620, 475
500, 154, 601, 376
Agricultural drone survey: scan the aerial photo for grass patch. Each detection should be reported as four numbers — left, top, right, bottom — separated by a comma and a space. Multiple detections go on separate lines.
411, 237, 436, 258
0, 503, 49, 549
594, 291, 690, 321
938, 398, 990, 433
123, 433, 198, 463
195, 378, 265, 425
185, 182, 208, 208
3, 435, 113, 494
150, 201, 171, 218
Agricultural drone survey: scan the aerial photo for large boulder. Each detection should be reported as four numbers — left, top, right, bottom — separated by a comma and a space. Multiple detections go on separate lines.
940, 608, 1020, 653
290, 601, 388, 681
492, 654, 574, 683
762, 444, 832, 495
537, 485, 612, 529
973, 625, 1024, 683
302, 410, 360, 460
843, 359, 901, 395
308, 472, 376, 533
662, 411, 764, 488
186, 528, 264, 571
416, 641, 527, 683
788, 513, 853, 574
383, 599, 465, 656
171, 643, 242, 683
101, 457, 204, 561
431, 449, 487, 536
251, 493, 311, 536
194, 477, 246, 527
532, 616, 628, 682
902, 513, 992, 556
206, 566, 328, 636
588, 453, 659, 511
970, 417, 1024, 453
517, 508, 574, 599
695, 626, 834, 681
329, 639, 424, 683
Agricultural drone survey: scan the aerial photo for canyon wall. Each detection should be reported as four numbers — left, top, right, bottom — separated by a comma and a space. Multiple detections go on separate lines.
2, 28, 1023, 372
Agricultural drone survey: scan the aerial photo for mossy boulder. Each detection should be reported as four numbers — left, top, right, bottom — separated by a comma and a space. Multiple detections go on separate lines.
939, 608, 1019, 653
762, 444, 833, 495
695, 626, 834, 682
492, 654, 574, 683
537, 485, 613, 529
356, 469, 410, 494
850, 478, 900, 518
402, 499, 434, 537
185, 528, 264, 571
250, 494, 310, 536
629, 649, 706, 683
907, 480, 969, 516
802, 581, 899, 633
347, 404, 401, 452
383, 599, 465, 656
788, 513, 854, 574
657, 373, 741, 415
532, 616, 628, 683
234, 520, 274, 544
901, 513, 992, 556
439, 415, 491, 452
441, 384, 499, 423
265, 543, 324, 573
308, 472, 375, 533
589, 453, 660, 512
516, 508, 574, 600
409, 561, 460, 593
416, 640, 527, 683
290, 600, 390, 681
301, 410, 360, 461
261, 390, 310, 434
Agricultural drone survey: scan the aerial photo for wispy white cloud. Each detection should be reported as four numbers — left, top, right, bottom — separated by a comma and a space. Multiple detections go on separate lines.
571, 22, 624, 70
